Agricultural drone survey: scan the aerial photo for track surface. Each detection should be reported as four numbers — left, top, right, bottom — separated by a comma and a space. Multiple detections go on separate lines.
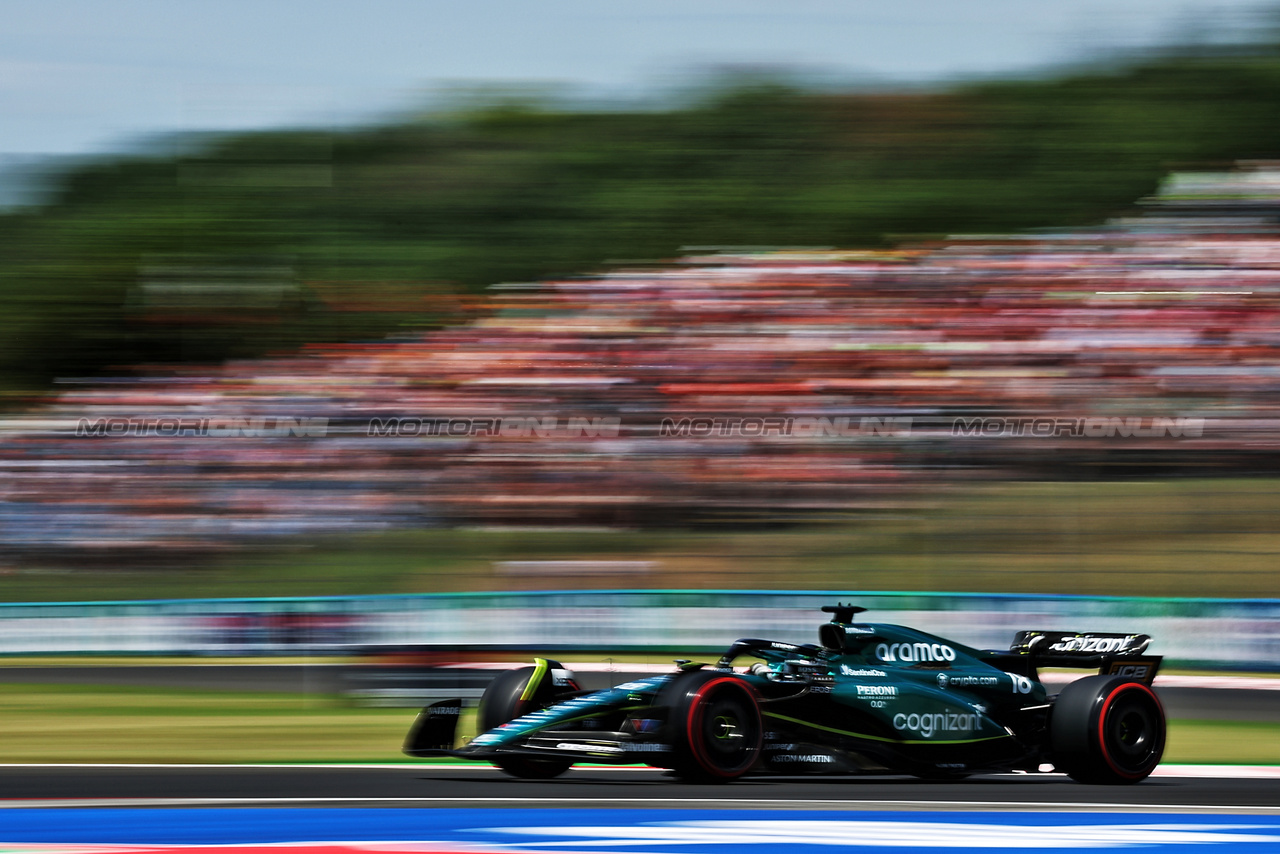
0, 765, 1275, 811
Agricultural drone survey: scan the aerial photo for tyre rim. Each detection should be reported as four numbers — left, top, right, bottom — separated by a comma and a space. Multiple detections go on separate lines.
704, 699, 753, 759
1115, 709, 1151, 753
1109, 704, 1154, 763
713, 713, 744, 741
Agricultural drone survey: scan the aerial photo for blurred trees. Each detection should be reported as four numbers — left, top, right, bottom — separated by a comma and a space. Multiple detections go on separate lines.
3, 48, 1280, 399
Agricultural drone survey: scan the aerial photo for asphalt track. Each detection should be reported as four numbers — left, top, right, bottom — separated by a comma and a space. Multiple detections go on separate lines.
0, 765, 1276, 812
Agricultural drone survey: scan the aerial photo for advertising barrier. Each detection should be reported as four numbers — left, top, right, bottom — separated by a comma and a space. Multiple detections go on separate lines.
0, 590, 1277, 671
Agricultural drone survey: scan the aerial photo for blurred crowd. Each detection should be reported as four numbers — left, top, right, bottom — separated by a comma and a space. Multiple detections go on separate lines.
2, 165, 1280, 553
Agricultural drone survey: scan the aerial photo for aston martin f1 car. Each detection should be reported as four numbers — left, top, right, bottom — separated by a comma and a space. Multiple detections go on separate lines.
404, 604, 1165, 784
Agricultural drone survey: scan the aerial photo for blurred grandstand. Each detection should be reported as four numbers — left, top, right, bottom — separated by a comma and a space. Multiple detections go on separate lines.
1, 163, 1279, 555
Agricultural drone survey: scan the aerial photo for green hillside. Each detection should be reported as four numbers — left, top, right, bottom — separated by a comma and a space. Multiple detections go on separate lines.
4, 49, 1280, 397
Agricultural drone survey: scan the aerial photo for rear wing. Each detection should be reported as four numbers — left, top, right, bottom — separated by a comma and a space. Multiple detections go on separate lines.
1004, 631, 1161, 685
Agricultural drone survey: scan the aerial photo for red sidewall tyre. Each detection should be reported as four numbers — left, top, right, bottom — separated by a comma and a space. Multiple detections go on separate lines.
1095, 681, 1165, 781
665, 671, 763, 783
1051, 675, 1165, 784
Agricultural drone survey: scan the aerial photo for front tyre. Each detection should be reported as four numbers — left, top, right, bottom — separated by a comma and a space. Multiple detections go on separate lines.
664, 671, 763, 783
1050, 675, 1165, 784
477, 665, 573, 780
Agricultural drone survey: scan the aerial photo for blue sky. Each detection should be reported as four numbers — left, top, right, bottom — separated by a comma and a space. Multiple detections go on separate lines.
0, 0, 1270, 158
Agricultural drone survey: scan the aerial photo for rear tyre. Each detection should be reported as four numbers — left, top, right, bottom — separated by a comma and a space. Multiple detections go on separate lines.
477, 666, 573, 780
1050, 675, 1165, 784
663, 671, 763, 783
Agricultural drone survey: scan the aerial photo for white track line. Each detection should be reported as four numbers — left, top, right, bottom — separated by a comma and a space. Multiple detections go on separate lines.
1, 797, 1279, 814
1153, 765, 1280, 779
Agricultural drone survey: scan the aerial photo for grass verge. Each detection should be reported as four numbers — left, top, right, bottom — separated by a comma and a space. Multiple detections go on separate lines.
1164, 720, 1280, 766
0, 684, 415, 764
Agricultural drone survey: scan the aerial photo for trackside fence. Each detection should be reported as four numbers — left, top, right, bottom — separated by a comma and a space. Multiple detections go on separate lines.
0, 590, 1276, 671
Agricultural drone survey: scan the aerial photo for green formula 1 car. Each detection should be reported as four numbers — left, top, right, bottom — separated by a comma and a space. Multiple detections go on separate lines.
405, 603, 1165, 784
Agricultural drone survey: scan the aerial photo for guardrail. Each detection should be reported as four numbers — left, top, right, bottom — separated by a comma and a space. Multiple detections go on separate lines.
0, 590, 1275, 670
